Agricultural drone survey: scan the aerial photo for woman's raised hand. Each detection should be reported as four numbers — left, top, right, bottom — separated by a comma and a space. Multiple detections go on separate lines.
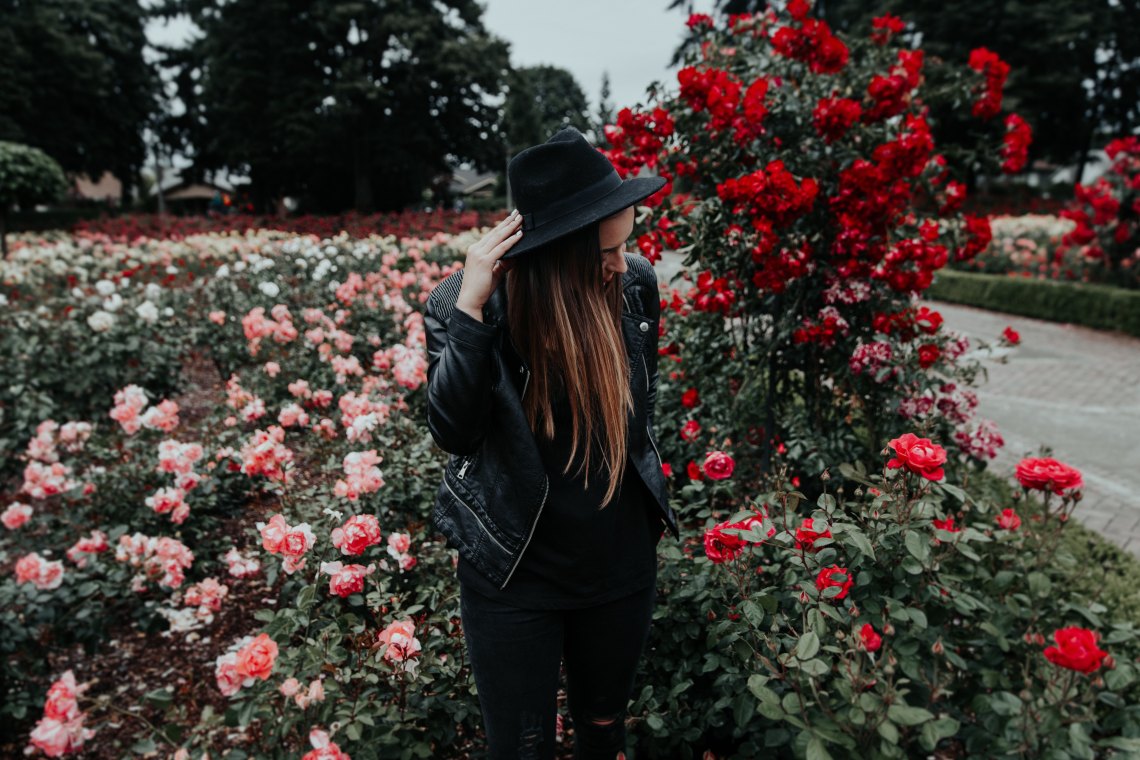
456, 210, 523, 318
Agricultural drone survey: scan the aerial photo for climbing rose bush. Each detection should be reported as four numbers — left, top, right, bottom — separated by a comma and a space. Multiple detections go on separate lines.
604, 3, 1031, 498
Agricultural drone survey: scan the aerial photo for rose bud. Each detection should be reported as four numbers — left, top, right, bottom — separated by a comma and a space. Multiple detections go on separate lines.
931, 639, 945, 656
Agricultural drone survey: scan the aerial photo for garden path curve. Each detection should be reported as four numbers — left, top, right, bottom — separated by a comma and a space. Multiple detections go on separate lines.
653, 250, 1140, 557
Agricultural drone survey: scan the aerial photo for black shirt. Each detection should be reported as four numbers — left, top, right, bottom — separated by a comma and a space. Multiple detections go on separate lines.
457, 387, 663, 609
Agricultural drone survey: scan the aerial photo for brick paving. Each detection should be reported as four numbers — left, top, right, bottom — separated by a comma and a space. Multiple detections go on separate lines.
651, 250, 1140, 556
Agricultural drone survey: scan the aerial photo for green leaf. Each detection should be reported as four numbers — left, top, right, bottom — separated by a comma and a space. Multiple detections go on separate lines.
905, 531, 929, 563
799, 658, 830, 677
646, 713, 665, 731
807, 735, 833, 760
877, 719, 899, 744
796, 631, 821, 660
845, 529, 876, 560
887, 704, 934, 726
919, 718, 960, 751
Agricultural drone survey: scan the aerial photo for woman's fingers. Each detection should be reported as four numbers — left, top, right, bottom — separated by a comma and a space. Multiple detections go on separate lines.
489, 226, 523, 259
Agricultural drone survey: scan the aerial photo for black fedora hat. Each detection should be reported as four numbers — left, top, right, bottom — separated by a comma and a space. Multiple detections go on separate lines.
503, 126, 666, 259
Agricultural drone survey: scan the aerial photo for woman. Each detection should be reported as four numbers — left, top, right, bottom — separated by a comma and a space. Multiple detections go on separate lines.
424, 126, 679, 760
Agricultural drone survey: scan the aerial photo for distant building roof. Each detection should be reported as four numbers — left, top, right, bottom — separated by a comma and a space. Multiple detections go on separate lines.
71, 171, 123, 204
450, 168, 498, 196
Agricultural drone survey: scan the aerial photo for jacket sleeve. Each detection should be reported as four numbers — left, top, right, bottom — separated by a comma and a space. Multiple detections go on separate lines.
423, 282, 501, 456
644, 268, 661, 425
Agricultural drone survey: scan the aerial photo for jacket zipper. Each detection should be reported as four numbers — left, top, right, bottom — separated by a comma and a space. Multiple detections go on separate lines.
457, 454, 473, 479
444, 477, 509, 554
499, 472, 549, 590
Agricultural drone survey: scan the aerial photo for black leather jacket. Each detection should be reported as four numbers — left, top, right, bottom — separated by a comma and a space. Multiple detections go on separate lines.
423, 252, 680, 591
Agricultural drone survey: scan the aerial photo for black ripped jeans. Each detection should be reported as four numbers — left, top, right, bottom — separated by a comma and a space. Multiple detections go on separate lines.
458, 580, 657, 760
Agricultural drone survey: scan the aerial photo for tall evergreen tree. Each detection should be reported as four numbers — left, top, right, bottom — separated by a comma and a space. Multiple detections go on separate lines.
161, 0, 511, 212
0, 0, 159, 201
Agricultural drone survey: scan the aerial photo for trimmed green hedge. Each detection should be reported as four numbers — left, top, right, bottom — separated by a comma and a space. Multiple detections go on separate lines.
927, 269, 1140, 338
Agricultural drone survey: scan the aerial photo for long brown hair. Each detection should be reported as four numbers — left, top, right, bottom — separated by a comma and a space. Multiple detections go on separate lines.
505, 222, 632, 508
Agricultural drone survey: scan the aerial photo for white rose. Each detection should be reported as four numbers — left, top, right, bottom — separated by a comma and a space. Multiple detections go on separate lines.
94, 279, 116, 296
135, 301, 159, 324
87, 310, 116, 333
258, 281, 280, 298
102, 293, 123, 312
216, 265, 231, 278
145, 283, 163, 300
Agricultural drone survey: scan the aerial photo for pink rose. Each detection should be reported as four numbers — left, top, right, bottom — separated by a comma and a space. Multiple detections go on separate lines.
320, 561, 375, 598
996, 508, 1021, 530
375, 619, 422, 664
2, 502, 33, 529
331, 514, 382, 556
886, 432, 947, 481
235, 633, 279, 681
702, 451, 735, 480
215, 652, 244, 696
258, 513, 289, 553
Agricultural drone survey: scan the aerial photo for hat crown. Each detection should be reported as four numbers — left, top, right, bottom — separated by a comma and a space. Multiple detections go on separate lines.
508, 127, 619, 217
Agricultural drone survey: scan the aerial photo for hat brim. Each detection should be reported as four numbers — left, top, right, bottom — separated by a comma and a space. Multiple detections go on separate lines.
501, 175, 667, 260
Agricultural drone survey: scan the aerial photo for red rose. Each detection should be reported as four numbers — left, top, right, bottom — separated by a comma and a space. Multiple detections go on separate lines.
687, 460, 703, 480
917, 343, 941, 369
680, 419, 701, 442
793, 518, 832, 552
681, 388, 701, 408
995, 508, 1021, 531
815, 565, 853, 601
1002, 326, 1021, 345
886, 432, 947, 481
859, 623, 882, 652
914, 306, 943, 334
1043, 627, 1108, 674
932, 515, 960, 533
703, 451, 735, 480
703, 511, 772, 563
1015, 457, 1083, 495
661, 462, 673, 478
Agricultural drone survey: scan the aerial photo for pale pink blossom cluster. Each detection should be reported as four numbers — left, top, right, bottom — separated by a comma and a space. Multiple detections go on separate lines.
386, 532, 416, 572
21, 461, 78, 499
302, 727, 351, 760
208, 309, 227, 325
312, 417, 338, 440
114, 533, 195, 590
26, 670, 95, 757
278, 402, 311, 428
25, 420, 90, 463
238, 426, 295, 482
263, 361, 281, 377
109, 385, 181, 434
374, 343, 428, 391
954, 418, 1005, 461
334, 271, 366, 305
225, 374, 256, 411
280, 677, 327, 709
182, 577, 229, 621
2, 501, 33, 529
156, 439, 205, 491
822, 278, 872, 305
257, 513, 315, 574
897, 391, 935, 420
935, 382, 980, 425
319, 561, 376, 597
66, 530, 109, 568
848, 340, 896, 382
333, 451, 385, 500
288, 379, 312, 399
374, 619, 422, 675
145, 486, 190, 524
331, 513, 383, 556
312, 389, 334, 408
338, 392, 390, 443
223, 546, 261, 578
330, 354, 365, 385
942, 331, 972, 361
15, 552, 65, 590
215, 632, 280, 696
109, 384, 149, 434
241, 305, 299, 356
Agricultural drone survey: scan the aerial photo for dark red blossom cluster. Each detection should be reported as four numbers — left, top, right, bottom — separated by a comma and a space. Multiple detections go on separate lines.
812, 94, 862, 143
635, 215, 685, 265
872, 305, 943, 340
677, 66, 743, 133
874, 235, 948, 293
956, 214, 993, 261
689, 270, 743, 314
870, 14, 905, 45
863, 49, 923, 123
716, 160, 819, 229
769, 11, 849, 75
967, 47, 1010, 120
686, 13, 714, 29
601, 106, 675, 178
1000, 113, 1032, 173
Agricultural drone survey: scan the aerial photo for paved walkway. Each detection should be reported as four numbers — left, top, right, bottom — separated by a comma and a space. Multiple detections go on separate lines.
927, 301, 1140, 557
652, 250, 1140, 556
